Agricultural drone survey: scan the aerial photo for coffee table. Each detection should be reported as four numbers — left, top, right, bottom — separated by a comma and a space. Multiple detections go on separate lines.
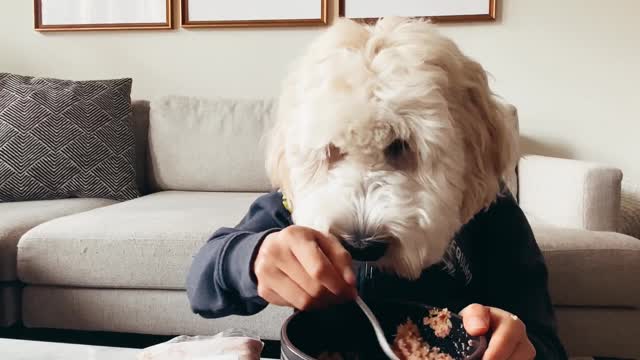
0, 338, 277, 359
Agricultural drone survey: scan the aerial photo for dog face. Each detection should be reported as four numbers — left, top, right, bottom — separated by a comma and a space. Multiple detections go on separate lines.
266, 17, 518, 279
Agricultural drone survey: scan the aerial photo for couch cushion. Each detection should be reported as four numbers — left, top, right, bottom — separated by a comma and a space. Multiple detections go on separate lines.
0, 198, 116, 281
620, 181, 640, 240
534, 224, 640, 307
17, 191, 262, 289
148, 96, 274, 193
0, 73, 139, 202
0, 285, 20, 327
131, 100, 150, 195
22, 286, 290, 340
20, 193, 637, 308
555, 306, 640, 358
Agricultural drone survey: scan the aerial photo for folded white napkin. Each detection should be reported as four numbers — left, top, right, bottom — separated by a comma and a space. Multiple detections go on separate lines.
138, 330, 264, 360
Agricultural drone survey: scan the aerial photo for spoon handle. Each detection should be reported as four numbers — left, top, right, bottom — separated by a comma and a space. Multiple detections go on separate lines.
355, 296, 401, 360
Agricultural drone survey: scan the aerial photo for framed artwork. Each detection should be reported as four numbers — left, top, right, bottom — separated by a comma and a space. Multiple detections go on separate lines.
34, 0, 173, 31
339, 0, 497, 22
181, 0, 328, 28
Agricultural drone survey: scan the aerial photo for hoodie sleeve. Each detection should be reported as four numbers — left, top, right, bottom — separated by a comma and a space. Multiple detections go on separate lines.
470, 192, 568, 360
186, 192, 292, 318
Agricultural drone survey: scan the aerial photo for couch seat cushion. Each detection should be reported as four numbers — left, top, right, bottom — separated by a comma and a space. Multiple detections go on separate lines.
534, 224, 640, 307
22, 286, 291, 340
0, 285, 21, 327
17, 191, 263, 289
0, 198, 116, 281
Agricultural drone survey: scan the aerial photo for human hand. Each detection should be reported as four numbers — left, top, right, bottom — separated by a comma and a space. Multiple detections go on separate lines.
253, 225, 357, 310
460, 304, 536, 360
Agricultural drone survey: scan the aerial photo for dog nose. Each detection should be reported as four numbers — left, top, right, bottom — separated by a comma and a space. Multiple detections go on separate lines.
337, 232, 391, 262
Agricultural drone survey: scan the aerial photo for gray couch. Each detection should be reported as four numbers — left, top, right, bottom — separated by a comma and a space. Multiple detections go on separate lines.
1, 96, 639, 359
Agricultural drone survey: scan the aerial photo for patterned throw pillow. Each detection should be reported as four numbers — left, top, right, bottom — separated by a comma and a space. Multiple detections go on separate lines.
620, 183, 640, 240
0, 73, 139, 202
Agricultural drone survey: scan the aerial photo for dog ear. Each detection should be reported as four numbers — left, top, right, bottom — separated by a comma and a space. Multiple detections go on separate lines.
265, 19, 370, 205
458, 60, 519, 222
264, 103, 292, 200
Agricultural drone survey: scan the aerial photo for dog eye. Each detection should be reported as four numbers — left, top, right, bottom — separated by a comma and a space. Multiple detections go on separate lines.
384, 139, 409, 160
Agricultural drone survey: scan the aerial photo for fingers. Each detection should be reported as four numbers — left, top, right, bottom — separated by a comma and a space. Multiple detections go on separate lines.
257, 263, 338, 310
316, 233, 357, 286
508, 341, 536, 360
482, 308, 528, 360
279, 248, 344, 304
460, 303, 491, 335
257, 287, 291, 307
289, 229, 356, 299
461, 304, 534, 360
254, 227, 356, 310
256, 268, 313, 310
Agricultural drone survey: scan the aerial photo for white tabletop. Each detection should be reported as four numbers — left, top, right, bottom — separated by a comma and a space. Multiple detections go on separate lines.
0, 339, 139, 360
0, 338, 277, 360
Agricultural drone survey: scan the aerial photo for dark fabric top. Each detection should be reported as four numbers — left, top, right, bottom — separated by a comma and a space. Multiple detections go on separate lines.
186, 192, 567, 359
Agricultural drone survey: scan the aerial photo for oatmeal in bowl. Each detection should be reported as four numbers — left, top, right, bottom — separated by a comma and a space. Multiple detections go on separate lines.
281, 301, 486, 360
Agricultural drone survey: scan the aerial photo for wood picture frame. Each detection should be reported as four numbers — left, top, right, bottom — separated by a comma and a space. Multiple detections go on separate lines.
339, 0, 497, 23
34, 0, 173, 32
181, 0, 328, 28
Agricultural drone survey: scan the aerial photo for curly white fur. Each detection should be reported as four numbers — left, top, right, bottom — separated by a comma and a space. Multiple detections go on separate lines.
266, 17, 518, 279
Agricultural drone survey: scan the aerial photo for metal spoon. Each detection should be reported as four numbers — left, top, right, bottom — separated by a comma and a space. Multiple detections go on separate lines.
355, 296, 400, 360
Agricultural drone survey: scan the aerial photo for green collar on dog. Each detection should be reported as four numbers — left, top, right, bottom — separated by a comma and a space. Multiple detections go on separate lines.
281, 191, 293, 213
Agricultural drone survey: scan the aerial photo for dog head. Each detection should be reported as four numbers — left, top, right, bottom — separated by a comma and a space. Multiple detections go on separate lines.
266, 17, 518, 279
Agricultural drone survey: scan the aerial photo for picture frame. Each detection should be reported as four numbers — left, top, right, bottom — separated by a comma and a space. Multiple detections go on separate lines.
339, 0, 497, 23
34, 0, 173, 31
181, 0, 328, 28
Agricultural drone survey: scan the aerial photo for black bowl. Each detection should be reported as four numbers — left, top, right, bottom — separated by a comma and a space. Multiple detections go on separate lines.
281, 301, 486, 360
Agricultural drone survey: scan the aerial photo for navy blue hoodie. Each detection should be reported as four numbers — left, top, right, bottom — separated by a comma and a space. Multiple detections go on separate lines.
186, 191, 567, 359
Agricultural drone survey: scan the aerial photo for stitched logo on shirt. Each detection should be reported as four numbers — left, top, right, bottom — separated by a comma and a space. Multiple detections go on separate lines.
441, 240, 473, 285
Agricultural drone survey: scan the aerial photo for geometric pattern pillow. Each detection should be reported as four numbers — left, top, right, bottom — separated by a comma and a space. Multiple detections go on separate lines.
0, 73, 139, 202
620, 183, 640, 240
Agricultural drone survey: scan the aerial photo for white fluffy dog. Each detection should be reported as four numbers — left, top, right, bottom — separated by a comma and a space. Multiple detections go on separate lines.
266, 17, 518, 280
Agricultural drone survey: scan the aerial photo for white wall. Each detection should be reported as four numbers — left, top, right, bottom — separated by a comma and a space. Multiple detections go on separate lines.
1, 0, 638, 184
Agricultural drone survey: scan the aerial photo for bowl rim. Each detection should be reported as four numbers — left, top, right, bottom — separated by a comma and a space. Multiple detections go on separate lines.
280, 301, 488, 360
281, 313, 316, 360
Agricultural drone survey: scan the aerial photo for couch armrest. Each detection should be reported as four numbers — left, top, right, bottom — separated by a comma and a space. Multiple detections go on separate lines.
518, 155, 623, 231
